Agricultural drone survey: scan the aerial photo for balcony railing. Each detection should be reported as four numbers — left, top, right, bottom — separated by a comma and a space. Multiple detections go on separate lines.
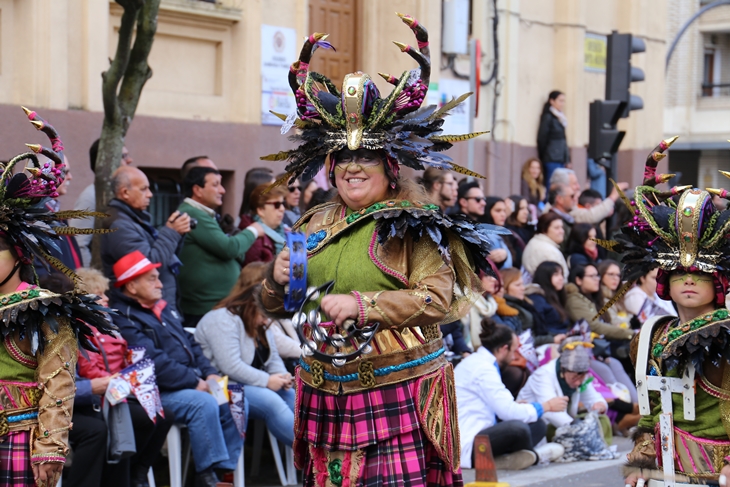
702, 82, 730, 97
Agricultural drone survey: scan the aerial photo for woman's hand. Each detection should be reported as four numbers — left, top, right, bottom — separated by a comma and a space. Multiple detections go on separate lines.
272, 248, 290, 286
267, 373, 291, 391
90, 376, 111, 395
542, 395, 569, 413
489, 248, 508, 263
33, 462, 63, 487
719, 464, 730, 486
591, 401, 607, 414
553, 333, 567, 344
624, 472, 645, 487
320, 294, 359, 326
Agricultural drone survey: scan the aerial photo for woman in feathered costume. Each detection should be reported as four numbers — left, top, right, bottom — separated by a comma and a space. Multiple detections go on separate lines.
258, 13, 503, 487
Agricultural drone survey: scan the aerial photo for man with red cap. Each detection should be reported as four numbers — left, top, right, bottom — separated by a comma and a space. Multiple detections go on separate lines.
111, 250, 244, 487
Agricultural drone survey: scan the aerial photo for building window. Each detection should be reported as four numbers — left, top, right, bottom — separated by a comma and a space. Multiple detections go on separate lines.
703, 47, 716, 97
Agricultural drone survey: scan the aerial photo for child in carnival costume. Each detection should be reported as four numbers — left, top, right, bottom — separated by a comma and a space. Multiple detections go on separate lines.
0, 108, 114, 487
259, 13, 505, 487
594, 137, 730, 486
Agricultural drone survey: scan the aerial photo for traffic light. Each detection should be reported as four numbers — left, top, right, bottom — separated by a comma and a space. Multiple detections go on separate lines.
588, 100, 626, 163
606, 32, 645, 118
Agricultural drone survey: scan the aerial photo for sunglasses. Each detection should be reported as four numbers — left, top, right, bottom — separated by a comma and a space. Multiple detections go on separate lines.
288, 186, 301, 193
465, 196, 487, 203
264, 201, 285, 209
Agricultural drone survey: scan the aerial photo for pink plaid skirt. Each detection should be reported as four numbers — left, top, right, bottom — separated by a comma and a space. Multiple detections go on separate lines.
0, 431, 34, 487
295, 372, 463, 487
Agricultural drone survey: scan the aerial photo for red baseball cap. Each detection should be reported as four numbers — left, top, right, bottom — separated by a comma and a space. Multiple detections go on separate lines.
113, 250, 161, 288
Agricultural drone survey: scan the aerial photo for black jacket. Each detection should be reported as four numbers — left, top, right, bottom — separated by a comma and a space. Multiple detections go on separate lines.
102, 199, 183, 311
525, 291, 571, 336
111, 293, 217, 391
537, 111, 570, 164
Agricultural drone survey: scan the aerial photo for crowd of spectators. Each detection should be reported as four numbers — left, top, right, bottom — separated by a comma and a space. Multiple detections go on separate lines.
38, 135, 672, 486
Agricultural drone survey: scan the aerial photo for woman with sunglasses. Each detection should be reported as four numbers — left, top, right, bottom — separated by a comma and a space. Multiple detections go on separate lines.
240, 184, 288, 267
277, 173, 302, 227
259, 16, 499, 485
565, 264, 634, 341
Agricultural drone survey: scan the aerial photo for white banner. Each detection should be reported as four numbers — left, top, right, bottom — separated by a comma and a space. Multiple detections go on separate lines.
261, 25, 298, 125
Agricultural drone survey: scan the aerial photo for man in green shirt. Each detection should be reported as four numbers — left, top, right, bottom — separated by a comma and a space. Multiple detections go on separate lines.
177, 167, 263, 327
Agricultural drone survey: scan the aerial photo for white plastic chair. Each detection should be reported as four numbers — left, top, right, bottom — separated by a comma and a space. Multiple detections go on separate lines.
250, 420, 296, 486
167, 423, 245, 487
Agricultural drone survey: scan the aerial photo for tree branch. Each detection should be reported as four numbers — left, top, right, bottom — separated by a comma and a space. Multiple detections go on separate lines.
101, 2, 140, 125
118, 0, 160, 121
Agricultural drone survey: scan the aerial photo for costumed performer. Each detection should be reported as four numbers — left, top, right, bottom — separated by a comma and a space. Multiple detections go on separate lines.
0, 108, 114, 487
595, 137, 730, 485
258, 13, 501, 487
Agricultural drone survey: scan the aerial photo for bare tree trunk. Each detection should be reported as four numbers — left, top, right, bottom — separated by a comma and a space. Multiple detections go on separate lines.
91, 0, 160, 268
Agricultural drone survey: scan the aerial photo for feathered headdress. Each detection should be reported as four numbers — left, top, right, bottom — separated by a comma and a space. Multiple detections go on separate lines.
0, 107, 111, 287
261, 12, 489, 187
594, 135, 730, 318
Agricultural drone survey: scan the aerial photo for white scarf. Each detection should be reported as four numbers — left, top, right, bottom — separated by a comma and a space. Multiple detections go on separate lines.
550, 106, 568, 128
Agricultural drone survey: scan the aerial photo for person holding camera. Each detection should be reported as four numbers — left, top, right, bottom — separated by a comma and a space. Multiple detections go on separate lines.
178, 167, 264, 328
102, 166, 190, 314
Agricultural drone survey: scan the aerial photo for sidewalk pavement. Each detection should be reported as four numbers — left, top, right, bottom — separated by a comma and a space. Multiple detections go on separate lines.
461, 436, 632, 487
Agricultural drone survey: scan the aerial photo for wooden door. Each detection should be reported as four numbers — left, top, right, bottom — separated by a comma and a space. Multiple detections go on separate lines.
308, 0, 357, 82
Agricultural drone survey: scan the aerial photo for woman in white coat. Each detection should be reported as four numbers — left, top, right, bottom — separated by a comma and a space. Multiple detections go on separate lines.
518, 338, 607, 429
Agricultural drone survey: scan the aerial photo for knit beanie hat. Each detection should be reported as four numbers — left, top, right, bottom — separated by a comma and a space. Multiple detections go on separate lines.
559, 337, 593, 373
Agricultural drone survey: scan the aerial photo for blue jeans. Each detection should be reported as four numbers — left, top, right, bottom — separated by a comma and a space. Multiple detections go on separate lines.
544, 161, 565, 187
245, 385, 295, 446
160, 389, 245, 472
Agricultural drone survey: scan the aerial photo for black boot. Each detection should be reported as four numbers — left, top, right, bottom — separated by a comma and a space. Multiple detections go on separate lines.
195, 469, 220, 487
131, 466, 151, 487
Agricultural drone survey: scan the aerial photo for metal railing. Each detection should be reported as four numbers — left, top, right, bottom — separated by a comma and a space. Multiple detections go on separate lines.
701, 82, 730, 97
148, 178, 184, 228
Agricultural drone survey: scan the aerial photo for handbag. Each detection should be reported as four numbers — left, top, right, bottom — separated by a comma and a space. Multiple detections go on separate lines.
99, 342, 137, 463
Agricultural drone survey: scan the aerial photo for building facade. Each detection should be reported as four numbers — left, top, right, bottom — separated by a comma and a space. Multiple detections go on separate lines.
0, 0, 667, 219
665, 0, 730, 191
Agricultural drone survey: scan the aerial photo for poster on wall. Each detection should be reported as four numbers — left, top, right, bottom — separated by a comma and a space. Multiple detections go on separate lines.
261, 25, 297, 126
435, 78, 471, 135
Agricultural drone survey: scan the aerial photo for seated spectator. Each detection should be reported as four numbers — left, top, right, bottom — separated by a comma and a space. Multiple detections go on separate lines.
506, 195, 535, 256
419, 166, 458, 211
549, 168, 629, 225
239, 184, 288, 267
102, 166, 190, 313
501, 268, 555, 346
300, 179, 319, 212
455, 319, 568, 470
463, 265, 501, 350
482, 197, 514, 269
565, 264, 634, 341
566, 223, 598, 269
178, 167, 264, 327
280, 175, 302, 227
546, 182, 575, 251
70, 139, 133, 266
517, 338, 607, 430
520, 157, 546, 210
456, 180, 487, 222
65, 375, 109, 487
623, 268, 677, 319
598, 260, 631, 329
524, 262, 571, 339
195, 263, 295, 447
73, 267, 173, 487
238, 167, 275, 225
522, 212, 569, 279
111, 251, 244, 487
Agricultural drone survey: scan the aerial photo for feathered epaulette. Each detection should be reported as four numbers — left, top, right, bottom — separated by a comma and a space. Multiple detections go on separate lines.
0, 286, 115, 354
650, 309, 730, 373
298, 198, 508, 278
370, 204, 509, 276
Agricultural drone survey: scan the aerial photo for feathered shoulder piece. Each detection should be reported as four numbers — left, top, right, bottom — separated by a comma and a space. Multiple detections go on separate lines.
262, 12, 489, 187
297, 196, 509, 278
0, 107, 112, 286
0, 285, 114, 354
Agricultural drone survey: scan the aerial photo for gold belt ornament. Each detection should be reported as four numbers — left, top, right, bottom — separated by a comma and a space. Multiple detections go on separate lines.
0, 411, 8, 436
